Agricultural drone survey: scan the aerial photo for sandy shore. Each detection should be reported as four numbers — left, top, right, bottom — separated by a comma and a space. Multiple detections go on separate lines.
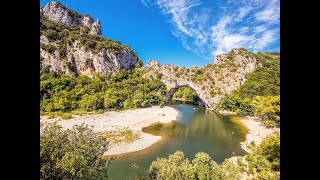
215, 109, 237, 115
239, 116, 280, 152
40, 106, 179, 156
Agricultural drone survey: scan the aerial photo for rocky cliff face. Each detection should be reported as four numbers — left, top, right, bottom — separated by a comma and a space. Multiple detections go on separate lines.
40, 1, 138, 76
89, 19, 102, 35
40, 1, 102, 35
144, 49, 257, 109
40, 38, 138, 76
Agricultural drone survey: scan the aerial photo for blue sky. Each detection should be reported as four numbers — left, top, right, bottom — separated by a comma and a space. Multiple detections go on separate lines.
40, 0, 280, 67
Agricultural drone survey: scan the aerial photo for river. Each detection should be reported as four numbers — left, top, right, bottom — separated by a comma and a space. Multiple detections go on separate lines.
108, 101, 248, 179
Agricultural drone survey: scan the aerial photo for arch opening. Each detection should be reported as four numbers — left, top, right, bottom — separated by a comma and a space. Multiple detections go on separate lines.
166, 85, 207, 107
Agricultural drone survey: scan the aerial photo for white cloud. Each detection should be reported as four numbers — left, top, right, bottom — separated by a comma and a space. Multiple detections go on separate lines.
239, 27, 249, 33
140, 0, 152, 7
255, 0, 280, 24
143, 0, 280, 59
254, 29, 278, 50
253, 25, 268, 33
235, 7, 251, 21
156, 0, 202, 36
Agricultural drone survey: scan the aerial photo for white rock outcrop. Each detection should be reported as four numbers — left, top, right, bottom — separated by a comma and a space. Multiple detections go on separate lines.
144, 49, 257, 109
40, 2, 138, 76
40, 1, 102, 35
40, 43, 138, 76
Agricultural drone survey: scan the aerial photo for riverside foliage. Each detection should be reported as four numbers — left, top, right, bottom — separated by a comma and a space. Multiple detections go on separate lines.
135, 135, 280, 180
172, 87, 198, 101
40, 68, 167, 116
40, 123, 109, 179
218, 52, 280, 126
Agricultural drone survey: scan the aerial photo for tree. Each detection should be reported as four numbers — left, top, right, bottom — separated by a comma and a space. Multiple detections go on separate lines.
251, 96, 280, 122
104, 89, 119, 109
80, 93, 104, 111
220, 159, 242, 180
40, 68, 167, 114
192, 152, 222, 179
146, 135, 280, 180
40, 122, 109, 179
147, 151, 223, 180
218, 54, 280, 117
148, 151, 194, 180
135, 59, 143, 68
43, 29, 58, 40
257, 135, 280, 171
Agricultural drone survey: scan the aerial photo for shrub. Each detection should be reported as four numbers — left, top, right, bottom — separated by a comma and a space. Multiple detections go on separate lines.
257, 135, 280, 171
147, 151, 222, 179
40, 44, 57, 53
58, 43, 67, 59
264, 120, 276, 128
210, 90, 216, 97
59, 113, 72, 120
218, 53, 280, 118
43, 29, 58, 40
40, 123, 109, 179
146, 135, 280, 179
40, 69, 167, 114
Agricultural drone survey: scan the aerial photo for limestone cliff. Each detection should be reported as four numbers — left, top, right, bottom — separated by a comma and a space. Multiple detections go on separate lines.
40, 1, 102, 35
144, 48, 257, 109
40, 1, 139, 76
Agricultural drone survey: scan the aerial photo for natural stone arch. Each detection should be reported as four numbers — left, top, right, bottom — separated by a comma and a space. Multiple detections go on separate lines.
166, 85, 207, 107
144, 49, 257, 110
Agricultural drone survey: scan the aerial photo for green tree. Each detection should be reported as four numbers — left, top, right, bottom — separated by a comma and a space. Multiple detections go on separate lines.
192, 152, 222, 180
40, 68, 167, 115
218, 53, 280, 117
147, 151, 223, 180
257, 135, 280, 171
135, 59, 143, 68
104, 88, 119, 109
251, 95, 280, 122
220, 159, 242, 180
148, 151, 194, 180
40, 123, 109, 179
43, 29, 58, 40
146, 135, 280, 180
80, 93, 104, 111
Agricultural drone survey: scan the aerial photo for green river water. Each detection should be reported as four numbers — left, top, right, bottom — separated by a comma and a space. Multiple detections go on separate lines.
108, 101, 248, 179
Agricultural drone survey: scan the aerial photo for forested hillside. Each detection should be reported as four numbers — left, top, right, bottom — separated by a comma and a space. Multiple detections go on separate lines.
219, 52, 280, 127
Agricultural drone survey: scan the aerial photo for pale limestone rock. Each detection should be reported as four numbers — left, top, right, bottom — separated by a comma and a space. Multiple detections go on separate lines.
40, 2, 137, 75
89, 19, 102, 35
40, 1, 102, 35
82, 15, 94, 27
40, 35, 50, 44
40, 45, 138, 76
143, 48, 257, 109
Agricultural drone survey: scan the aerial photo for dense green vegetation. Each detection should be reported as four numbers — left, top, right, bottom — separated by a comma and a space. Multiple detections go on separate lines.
133, 135, 280, 180
172, 87, 198, 101
40, 68, 167, 118
40, 122, 109, 179
219, 52, 280, 126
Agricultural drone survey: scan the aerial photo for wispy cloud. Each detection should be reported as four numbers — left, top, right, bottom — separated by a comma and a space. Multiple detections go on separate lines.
140, 0, 280, 59
140, 0, 152, 7
255, 0, 280, 24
